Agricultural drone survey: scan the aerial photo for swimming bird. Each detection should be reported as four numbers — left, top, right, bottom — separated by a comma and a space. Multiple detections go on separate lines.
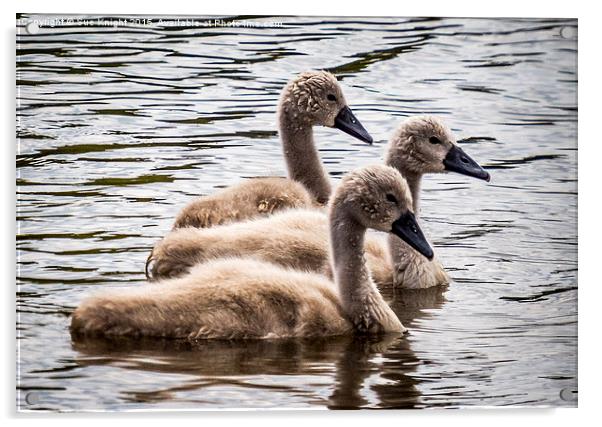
146, 116, 489, 289
70, 165, 432, 339
384, 116, 490, 288
172, 71, 372, 229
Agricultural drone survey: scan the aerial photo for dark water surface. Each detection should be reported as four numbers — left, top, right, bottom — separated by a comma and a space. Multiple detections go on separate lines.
16, 15, 577, 410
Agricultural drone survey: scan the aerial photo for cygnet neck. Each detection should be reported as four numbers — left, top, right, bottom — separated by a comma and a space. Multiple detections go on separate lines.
329, 202, 401, 332
279, 109, 332, 205
386, 160, 422, 214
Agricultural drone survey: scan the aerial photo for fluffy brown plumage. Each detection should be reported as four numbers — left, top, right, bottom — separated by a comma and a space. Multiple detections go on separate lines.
150, 208, 401, 285
172, 177, 313, 229
73, 258, 351, 339
149, 209, 329, 280
71, 165, 423, 339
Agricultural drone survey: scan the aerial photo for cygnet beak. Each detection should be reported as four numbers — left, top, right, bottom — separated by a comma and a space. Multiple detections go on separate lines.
391, 212, 434, 260
443, 144, 490, 182
333, 106, 373, 144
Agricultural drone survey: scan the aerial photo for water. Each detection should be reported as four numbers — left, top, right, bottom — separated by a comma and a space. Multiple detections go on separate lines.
16, 15, 577, 411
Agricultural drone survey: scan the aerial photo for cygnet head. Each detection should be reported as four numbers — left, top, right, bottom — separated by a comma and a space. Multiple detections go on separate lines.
279, 71, 373, 144
385, 116, 490, 181
332, 165, 434, 260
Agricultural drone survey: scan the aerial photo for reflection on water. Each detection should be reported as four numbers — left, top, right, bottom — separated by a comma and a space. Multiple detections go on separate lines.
71, 332, 413, 409
17, 15, 577, 410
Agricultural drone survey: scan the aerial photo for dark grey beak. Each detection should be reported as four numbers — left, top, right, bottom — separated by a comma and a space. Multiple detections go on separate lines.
443, 145, 490, 182
334, 106, 373, 145
391, 212, 434, 260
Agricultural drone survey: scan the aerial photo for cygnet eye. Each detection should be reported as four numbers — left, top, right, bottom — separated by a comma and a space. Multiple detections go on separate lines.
429, 136, 442, 144
386, 194, 398, 204
327, 94, 337, 102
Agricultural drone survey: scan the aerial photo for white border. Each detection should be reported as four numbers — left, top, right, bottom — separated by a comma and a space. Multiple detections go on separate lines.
5, 1, 598, 425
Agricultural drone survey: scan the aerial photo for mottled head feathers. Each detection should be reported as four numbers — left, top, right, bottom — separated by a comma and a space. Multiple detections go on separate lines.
330, 164, 413, 232
278, 70, 346, 127
385, 116, 456, 175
